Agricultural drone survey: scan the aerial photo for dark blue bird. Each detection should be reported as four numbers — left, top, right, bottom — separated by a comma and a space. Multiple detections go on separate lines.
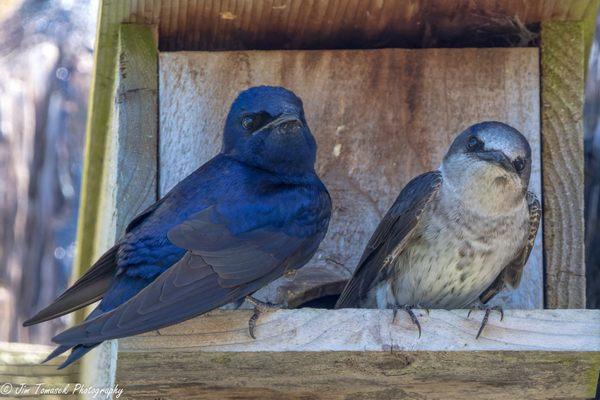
24, 86, 332, 369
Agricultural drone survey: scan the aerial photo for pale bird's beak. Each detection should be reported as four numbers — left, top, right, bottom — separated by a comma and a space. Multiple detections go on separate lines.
476, 150, 515, 172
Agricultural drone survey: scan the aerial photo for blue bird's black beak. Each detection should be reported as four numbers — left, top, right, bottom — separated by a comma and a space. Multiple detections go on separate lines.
255, 113, 302, 135
475, 150, 515, 172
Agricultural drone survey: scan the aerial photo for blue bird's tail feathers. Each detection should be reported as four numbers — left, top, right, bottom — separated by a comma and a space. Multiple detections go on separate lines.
43, 307, 103, 369
22, 244, 120, 369
42, 343, 99, 369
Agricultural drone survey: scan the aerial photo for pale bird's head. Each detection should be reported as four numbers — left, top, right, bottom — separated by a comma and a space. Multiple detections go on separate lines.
441, 121, 532, 211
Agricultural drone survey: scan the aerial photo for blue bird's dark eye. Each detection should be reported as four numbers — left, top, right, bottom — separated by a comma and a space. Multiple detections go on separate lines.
241, 116, 255, 130
241, 112, 272, 131
513, 157, 525, 172
467, 136, 483, 151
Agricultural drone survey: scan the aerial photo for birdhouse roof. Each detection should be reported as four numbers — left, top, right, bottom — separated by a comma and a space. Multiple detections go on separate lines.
99, 0, 598, 51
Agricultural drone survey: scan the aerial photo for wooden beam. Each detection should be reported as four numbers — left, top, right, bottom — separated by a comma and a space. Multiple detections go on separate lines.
109, 23, 159, 231
120, 309, 600, 352
72, 0, 121, 324
541, 22, 587, 308
118, 351, 600, 400
90, 0, 597, 51
117, 309, 600, 399
79, 23, 158, 397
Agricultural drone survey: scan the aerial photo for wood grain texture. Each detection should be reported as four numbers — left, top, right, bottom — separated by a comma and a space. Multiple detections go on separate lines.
72, 0, 123, 325
116, 309, 600, 399
541, 22, 586, 308
120, 309, 599, 352
0, 342, 79, 399
113, 24, 159, 226
159, 48, 543, 309
93, 0, 597, 51
81, 24, 159, 398
116, 352, 599, 400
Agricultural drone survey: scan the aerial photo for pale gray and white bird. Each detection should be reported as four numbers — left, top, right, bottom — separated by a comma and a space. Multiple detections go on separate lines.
335, 121, 541, 338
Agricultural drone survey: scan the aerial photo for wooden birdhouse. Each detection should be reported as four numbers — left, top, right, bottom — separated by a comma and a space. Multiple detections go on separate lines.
69, 1, 600, 398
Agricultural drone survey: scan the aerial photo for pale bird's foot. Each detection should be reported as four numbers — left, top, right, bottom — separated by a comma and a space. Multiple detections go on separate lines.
467, 305, 504, 339
245, 296, 281, 340
283, 268, 297, 279
392, 305, 422, 338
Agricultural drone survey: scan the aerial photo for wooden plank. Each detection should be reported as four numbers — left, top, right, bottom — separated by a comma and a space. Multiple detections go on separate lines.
120, 309, 600, 352
0, 342, 79, 399
159, 48, 543, 309
116, 309, 600, 399
72, 0, 122, 325
111, 24, 159, 228
92, 0, 596, 52
117, 352, 599, 400
79, 24, 158, 397
541, 22, 586, 308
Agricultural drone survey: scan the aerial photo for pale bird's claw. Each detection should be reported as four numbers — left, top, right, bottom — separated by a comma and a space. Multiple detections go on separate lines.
467, 305, 504, 339
392, 305, 422, 338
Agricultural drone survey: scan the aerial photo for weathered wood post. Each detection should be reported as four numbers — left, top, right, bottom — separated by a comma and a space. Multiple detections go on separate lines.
76, 23, 158, 396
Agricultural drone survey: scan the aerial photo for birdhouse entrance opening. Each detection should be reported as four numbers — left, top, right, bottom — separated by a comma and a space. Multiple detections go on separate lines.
158, 48, 543, 310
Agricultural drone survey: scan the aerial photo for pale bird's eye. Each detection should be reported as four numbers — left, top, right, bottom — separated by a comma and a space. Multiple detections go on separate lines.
513, 157, 525, 172
467, 136, 483, 151
241, 116, 255, 130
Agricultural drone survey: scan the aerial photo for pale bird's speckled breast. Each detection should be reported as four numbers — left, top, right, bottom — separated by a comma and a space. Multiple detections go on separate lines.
365, 186, 530, 309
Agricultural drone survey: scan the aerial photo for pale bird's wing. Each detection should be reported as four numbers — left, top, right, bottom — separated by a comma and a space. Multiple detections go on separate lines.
335, 171, 442, 308
52, 206, 306, 345
479, 192, 541, 304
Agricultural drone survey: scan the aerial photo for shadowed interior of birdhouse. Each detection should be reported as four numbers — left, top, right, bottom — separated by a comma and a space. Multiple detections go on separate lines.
158, 48, 543, 310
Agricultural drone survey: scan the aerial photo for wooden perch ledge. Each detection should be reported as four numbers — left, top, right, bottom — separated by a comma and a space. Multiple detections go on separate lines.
120, 309, 599, 352
116, 309, 600, 400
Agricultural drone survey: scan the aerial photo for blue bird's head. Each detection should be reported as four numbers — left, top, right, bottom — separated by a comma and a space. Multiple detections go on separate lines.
222, 86, 317, 176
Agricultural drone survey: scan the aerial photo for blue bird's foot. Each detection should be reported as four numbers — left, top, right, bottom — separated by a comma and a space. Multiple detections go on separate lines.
392, 305, 422, 338
467, 305, 504, 339
245, 296, 282, 339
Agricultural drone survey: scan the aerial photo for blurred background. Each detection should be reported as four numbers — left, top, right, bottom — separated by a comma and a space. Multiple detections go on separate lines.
0, 0, 96, 344
0, 0, 598, 346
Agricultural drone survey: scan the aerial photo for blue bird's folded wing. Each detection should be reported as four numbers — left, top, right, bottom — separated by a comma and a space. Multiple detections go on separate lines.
52, 207, 306, 345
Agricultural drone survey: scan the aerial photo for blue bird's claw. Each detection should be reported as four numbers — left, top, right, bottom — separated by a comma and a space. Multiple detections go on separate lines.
245, 296, 282, 339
